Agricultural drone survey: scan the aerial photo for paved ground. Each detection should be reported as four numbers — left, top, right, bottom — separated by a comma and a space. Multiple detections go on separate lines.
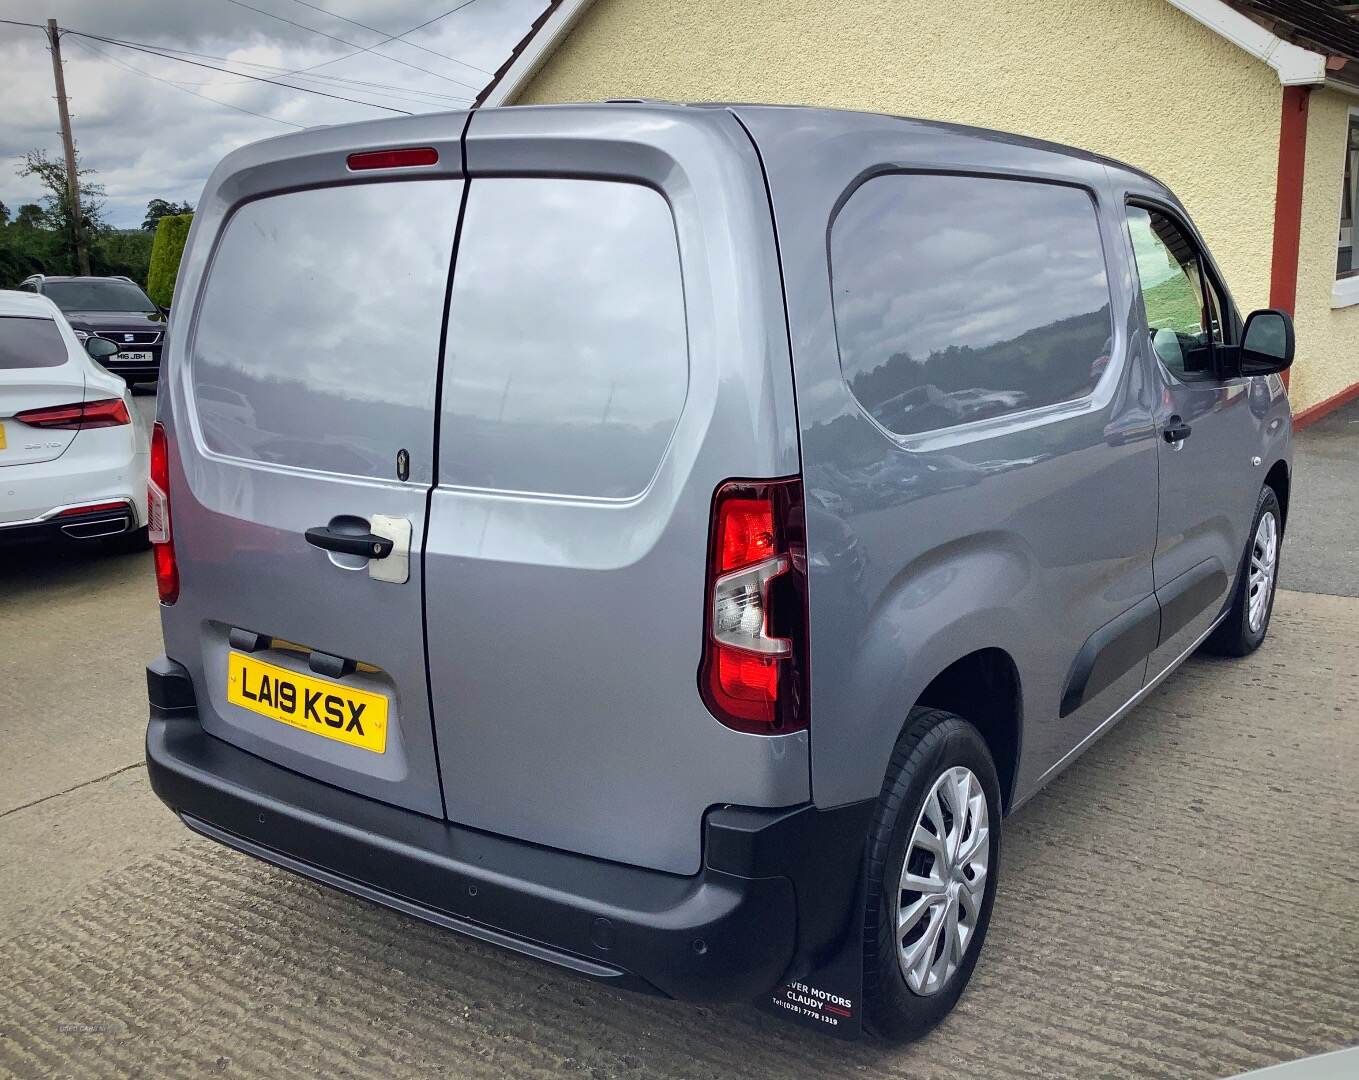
1280, 397, 1359, 598
0, 399, 1355, 1079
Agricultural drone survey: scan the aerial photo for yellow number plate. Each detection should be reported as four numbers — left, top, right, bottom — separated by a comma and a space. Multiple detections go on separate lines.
0, 422, 6, 451
227, 652, 388, 753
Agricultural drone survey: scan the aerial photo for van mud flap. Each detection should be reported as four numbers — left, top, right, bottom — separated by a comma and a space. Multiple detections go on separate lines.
759, 870, 866, 1039
712, 800, 874, 1039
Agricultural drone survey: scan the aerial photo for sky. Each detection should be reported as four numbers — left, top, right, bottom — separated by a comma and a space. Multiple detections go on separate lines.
0, 0, 547, 228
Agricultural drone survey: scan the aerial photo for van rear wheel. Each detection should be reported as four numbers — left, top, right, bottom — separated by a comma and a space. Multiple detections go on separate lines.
862, 707, 1001, 1041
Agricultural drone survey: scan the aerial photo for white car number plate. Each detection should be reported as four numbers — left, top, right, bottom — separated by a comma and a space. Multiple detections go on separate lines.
117, 350, 151, 361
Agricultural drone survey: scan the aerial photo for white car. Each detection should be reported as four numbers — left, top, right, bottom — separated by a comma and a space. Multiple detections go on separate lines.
0, 289, 148, 546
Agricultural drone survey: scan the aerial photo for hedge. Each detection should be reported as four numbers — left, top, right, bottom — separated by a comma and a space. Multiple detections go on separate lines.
147, 213, 192, 308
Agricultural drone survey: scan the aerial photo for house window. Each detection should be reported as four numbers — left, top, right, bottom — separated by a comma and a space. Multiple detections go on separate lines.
1338, 114, 1359, 279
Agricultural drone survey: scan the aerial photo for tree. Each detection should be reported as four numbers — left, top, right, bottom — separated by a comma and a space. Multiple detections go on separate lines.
142, 197, 195, 232
15, 149, 107, 274
147, 213, 193, 308
0, 201, 8, 226
14, 204, 44, 229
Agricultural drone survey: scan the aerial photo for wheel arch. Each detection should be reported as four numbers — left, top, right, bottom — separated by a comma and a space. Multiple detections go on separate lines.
1264, 459, 1290, 532
911, 648, 1022, 814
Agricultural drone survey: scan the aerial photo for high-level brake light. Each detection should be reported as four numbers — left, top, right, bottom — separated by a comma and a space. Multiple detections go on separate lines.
346, 147, 438, 171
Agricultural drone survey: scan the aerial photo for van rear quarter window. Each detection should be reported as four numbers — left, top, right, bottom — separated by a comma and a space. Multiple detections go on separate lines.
440, 178, 688, 499
830, 173, 1113, 437
191, 180, 462, 482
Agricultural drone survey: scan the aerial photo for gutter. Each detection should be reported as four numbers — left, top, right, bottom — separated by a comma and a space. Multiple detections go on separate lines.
1165, 0, 1326, 84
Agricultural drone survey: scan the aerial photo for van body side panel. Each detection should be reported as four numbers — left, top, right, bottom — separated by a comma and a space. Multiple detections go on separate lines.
734, 107, 1162, 810
422, 106, 806, 875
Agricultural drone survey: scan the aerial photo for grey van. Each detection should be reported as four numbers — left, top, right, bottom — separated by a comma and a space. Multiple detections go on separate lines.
145, 103, 1294, 1041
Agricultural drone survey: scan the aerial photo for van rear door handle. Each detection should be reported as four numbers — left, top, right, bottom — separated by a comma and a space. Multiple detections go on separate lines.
305, 526, 394, 559
1162, 416, 1192, 443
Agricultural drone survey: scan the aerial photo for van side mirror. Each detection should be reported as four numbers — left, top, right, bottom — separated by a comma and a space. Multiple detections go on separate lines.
85, 337, 119, 360
1235, 308, 1294, 376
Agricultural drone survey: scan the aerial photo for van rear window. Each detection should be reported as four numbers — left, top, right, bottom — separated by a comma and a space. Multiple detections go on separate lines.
0, 317, 67, 369
439, 178, 688, 499
191, 180, 462, 481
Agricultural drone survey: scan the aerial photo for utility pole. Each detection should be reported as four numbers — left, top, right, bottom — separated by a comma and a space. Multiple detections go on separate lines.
46, 19, 89, 275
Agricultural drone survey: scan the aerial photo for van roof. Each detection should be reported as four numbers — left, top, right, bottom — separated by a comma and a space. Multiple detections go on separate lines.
712, 102, 1172, 192
217, 100, 1172, 199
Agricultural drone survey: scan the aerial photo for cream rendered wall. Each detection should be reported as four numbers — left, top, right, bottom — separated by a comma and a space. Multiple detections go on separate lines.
1293, 88, 1359, 413
519, 0, 1302, 396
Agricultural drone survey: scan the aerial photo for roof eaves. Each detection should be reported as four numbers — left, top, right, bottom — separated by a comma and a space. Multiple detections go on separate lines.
1166, 0, 1327, 83
476, 0, 598, 108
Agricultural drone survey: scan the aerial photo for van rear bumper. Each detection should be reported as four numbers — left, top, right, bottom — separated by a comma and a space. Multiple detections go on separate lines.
145, 656, 872, 1004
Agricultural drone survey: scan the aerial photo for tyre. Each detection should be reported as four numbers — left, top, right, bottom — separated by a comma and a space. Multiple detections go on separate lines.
1203, 485, 1282, 657
862, 707, 1002, 1041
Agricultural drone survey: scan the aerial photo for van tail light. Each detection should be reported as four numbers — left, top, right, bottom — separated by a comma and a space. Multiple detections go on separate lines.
699, 478, 809, 735
14, 398, 130, 429
149, 421, 179, 605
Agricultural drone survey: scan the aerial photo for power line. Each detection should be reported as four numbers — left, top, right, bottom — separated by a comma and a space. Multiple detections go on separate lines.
65, 35, 306, 129
2, 17, 476, 106
281, 0, 492, 76
135, 45, 473, 104
215, 0, 481, 91
85, 38, 473, 110
66, 29, 413, 114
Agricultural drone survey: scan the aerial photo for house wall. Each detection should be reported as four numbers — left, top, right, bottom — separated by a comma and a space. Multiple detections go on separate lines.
518, 0, 1342, 411
1293, 87, 1359, 416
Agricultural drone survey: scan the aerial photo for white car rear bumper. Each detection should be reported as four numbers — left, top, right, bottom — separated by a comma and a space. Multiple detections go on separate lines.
0, 436, 147, 536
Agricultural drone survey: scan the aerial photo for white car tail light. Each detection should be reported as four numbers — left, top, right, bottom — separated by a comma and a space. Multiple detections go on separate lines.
13, 398, 131, 429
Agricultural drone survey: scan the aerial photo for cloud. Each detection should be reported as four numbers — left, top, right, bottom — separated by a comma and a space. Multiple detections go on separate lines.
0, 0, 546, 227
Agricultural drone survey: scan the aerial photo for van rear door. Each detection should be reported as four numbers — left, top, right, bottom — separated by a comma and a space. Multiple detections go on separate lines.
422, 106, 809, 876
162, 146, 465, 817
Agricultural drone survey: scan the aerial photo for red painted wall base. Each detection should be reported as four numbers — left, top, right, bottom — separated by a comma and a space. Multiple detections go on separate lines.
1293, 380, 1359, 430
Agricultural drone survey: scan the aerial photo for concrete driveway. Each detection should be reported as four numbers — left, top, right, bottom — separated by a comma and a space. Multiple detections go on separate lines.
1, 399, 1355, 1079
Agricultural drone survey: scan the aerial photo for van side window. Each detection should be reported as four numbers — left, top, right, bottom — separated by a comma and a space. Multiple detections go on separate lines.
830, 173, 1113, 438
1125, 205, 1227, 378
439, 178, 687, 499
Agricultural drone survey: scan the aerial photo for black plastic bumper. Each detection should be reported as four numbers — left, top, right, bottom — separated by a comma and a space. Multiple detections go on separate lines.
145, 656, 873, 1004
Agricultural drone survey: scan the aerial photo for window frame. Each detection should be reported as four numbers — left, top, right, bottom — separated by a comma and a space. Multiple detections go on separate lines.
1124, 196, 1239, 384
826, 167, 1125, 446
1333, 105, 1359, 308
